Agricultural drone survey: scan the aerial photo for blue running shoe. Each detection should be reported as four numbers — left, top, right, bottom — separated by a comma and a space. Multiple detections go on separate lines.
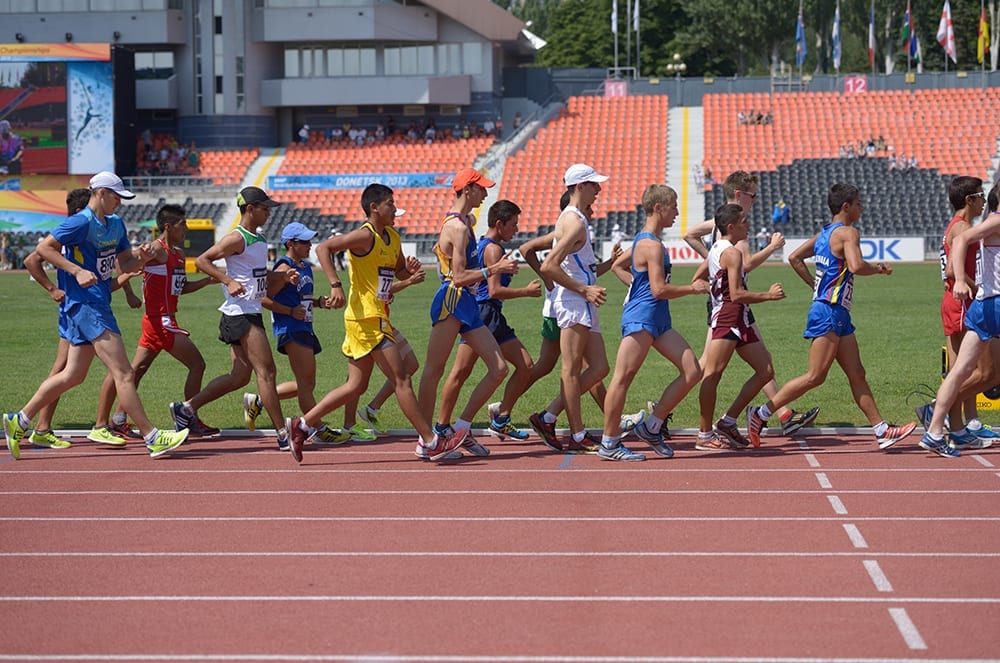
918, 432, 960, 458
947, 427, 979, 450
597, 442, 645, 461
967, 424, 999, 449
632, 414, 674, 457
914, 402, 934, 430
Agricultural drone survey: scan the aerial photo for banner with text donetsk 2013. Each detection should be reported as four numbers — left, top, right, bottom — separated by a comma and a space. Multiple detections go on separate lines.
601, 238, 924, 265
269, 173, 457, 190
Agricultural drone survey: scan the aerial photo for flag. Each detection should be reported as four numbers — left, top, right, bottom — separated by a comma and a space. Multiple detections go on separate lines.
979, 5, 991, 64
868, 1, 876, 67
633, 0, 640, 32
902, 1, 918, 58
611, 0, 618, 34
795, 10, 807, 66
832, 1, 842, 69
937, 0, 957, 64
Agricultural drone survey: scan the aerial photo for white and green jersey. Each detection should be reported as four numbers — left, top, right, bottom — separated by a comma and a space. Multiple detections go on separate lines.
219, 226, 269, 316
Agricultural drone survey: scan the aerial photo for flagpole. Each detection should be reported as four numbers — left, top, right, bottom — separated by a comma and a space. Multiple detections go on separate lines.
625, 0, 631, 70
635, 0, 641, 78
613, 0, 619, 74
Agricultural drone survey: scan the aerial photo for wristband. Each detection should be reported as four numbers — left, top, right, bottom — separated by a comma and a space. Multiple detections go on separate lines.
481, 267, 489, 280
330, 282, 343, 288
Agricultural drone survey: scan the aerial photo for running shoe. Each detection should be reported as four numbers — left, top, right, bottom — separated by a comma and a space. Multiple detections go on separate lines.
487, 401, 501, 422
313, 426, 351, 445
348, 423, 377, 442
781, 407, 820, 435
169, 402, 194, 432
87, 426, 127, 447
287, 417, 308, 462
147, 428, 188, 458
413, 443, 463, 460
918, 432, 960, 458
914, 402, 934, 431
947, 427, 980, 450
714, 418, 750, 449
461, 432, 491, 457
528, 412, 562, 452
356, 407, 387, 435
631, 414, 674, 457
564, 432, 601, 454
242, 392, 261, 431
597, 442, 645, 461
875, 421, 917, 450
695, 431, 731, 451
110, 419, 143, 440
3, 413, 26, 459
489, 416, 529, 440
28, 430, 72, 449
188, 417, 221, 439
747, 405, 767, 448
424, 425, 466, 461
967, 424, 999, 449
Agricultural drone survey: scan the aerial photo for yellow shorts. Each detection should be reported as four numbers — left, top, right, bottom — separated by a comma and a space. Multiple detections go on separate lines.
342, 317, 396, 360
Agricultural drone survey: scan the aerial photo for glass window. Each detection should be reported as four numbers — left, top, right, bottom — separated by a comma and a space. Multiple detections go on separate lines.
384, 47, 400, 76
359, 48, 375, 75
284, 48, 299, 77
343, 48, 359, 76
417, 45, 434, 75
462, 42, 481, 75
327, 48, 343, 76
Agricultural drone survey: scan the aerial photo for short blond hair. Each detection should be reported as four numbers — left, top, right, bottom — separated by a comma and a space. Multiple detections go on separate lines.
641, 184, 676, 214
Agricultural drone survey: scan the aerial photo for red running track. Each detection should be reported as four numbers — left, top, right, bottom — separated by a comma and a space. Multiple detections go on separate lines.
1, 431, 999, 662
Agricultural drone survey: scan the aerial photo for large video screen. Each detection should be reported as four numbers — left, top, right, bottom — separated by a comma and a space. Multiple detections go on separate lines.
0, 43, 114, 176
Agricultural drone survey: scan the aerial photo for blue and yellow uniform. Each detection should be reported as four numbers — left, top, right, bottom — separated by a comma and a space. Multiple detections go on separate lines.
342, 222, 399, 359
804, 221, 856, 338
51, 207, 130, 345
430, 212, 485, 333
271, 255, 321, 354
472, 235, 516, 344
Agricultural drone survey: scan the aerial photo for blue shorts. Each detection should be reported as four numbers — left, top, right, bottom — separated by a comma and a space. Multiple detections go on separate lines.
430, 282, 484, 334
277, 331, 322, 355
622, 320, 671, 340
803, 300, 855, 339
62, 301, 120, 346
964, 297, 1000, 341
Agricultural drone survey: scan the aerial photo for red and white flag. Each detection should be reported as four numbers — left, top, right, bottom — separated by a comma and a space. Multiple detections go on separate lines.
937, 0, 957, 64
867, 1, 876, 68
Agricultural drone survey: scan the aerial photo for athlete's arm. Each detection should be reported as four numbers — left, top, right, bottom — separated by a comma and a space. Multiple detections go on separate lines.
483, 240, 539, 300
610, 246, 633, 287
725, 246, 784, 304
837, 225, 887, 277
520, 231, 555, 290
745, 232, 785, 271
787, 234, 819, 287
443, 218, 517, 288
682, 219, 715, 259
195, 231, 249, 297
35, 234, 97, 288
640, 238, 709, 300
539, 212, 605, 305
24, 249, 64, 303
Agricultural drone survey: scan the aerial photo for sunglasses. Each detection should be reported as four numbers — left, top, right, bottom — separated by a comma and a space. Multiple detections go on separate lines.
969, 192, 986, 199
739, 190, 758, 200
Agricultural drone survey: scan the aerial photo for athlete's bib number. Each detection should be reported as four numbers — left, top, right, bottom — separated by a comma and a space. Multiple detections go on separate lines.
303, 296, 314, 323
171, 267, 186, 296
251, 267, 267, 301
97, 248, 116, 281
376, 267, 394, 301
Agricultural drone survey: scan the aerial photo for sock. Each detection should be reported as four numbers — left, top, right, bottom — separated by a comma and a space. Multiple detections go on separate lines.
455, 418, 471, 431
181, 402, 195, 417
296, 419, 313, 434
873, 421, 888, 437
112, 412, 127, 426
572, 430, 585, 443
925, 431, 944, 442
601, 435, 620, 449
434, 422, 450, 434
542, 411, 557, 425
366, 405, 379, 415
17, 411, 30, 429
143, 428, 159, 445
778, 410, 792, 422
967, 418, 983, 431
494, 414, 511, 425
698, 430, 715, 441
645, 414, 663, 433
720, 414, 736, 427
758, 404, 773, 420
277, 426, 289, 440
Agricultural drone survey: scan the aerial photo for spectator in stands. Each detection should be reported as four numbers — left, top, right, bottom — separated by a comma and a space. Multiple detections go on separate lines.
0, 233, 10, 270
483, 117, 495, 136
512, 112, 523, 131
0, 120, 25, 175
756, 227, 771, 250
298, 124, 310, 144
772, 199, 790, 224
610, 223, 624, 246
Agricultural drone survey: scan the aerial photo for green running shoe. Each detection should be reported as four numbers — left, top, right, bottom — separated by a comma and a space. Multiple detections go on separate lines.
147, 428, 189, 458
3, 412, 26, 460
87, 426, 127, 447
356, 407, 387, 435
29, 430, 72, 449
313, 426, 351, 445
348, 423, 377, 442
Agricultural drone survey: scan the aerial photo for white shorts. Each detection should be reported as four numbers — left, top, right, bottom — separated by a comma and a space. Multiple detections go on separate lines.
553, 296, 601, 333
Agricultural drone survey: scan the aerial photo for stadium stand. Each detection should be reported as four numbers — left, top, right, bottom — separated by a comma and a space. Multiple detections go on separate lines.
197, 148, 259, 187
499, 95, 669, 235
704, 88, 1000, 181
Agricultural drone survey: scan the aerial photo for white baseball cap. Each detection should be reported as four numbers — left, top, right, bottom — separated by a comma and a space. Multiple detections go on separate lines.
89, 171, 135, 199
564, 163, 609, 187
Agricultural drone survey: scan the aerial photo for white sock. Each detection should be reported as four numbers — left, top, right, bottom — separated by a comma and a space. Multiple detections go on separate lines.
645, 414, 663, 433
542, 411, 557, 424
143, 428, 159, 445
572, 430, 585, 443
455, 418, 471, 431
112, 412, 127, 425
967, 418, 983, 431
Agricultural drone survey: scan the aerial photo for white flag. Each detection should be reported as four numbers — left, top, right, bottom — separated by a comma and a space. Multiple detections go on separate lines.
832, 2, 842, 70
937, 0, 957, 63
611, 0, 618, 34
634, 0, 640, 32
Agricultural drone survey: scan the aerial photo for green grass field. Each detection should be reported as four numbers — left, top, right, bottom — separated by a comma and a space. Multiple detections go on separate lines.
0, 262, 946, 432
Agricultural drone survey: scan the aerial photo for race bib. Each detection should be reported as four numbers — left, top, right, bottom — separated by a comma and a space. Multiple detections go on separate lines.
171, 266, 186, 296
251, 267, 267, 301
376, 267, 394, 301
303, 296, 314, 323
97, 247, 116, 281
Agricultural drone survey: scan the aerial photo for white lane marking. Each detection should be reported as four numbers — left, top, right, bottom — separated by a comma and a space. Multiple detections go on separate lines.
3, 516, 999, 522
843, 524, 869, 549
3, 551, 1000, 558
862, 560, 894, 592
970, 454, 994, 468
888, 607, 928, 650
827, 495, 848, 514
804, 453, 821, 467
815, 473, 832, 489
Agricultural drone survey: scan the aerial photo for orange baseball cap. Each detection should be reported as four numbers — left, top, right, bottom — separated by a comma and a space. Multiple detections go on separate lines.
452, 168, 495, 193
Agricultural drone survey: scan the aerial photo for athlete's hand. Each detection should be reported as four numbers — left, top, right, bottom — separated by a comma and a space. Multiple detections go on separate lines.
291, 304, 307, 320
285, 270, 300, 286
495, 253, 519, 275
76, 270, 98, 288
523, 279, 542, 298
768, 232, 785, 250
404, 255, 422, 274
327, 287, 346, 309
49, 287, 66, 304
768, 282, 786, 300
225, 280, 246, 297
135, 242, 157, 263
953, 280, 971, 301
691, 279, 710, 295
611, 242, 623, 261
583, 284, 607, 306
125, 290, 142, 309
406, 267, 426, 285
